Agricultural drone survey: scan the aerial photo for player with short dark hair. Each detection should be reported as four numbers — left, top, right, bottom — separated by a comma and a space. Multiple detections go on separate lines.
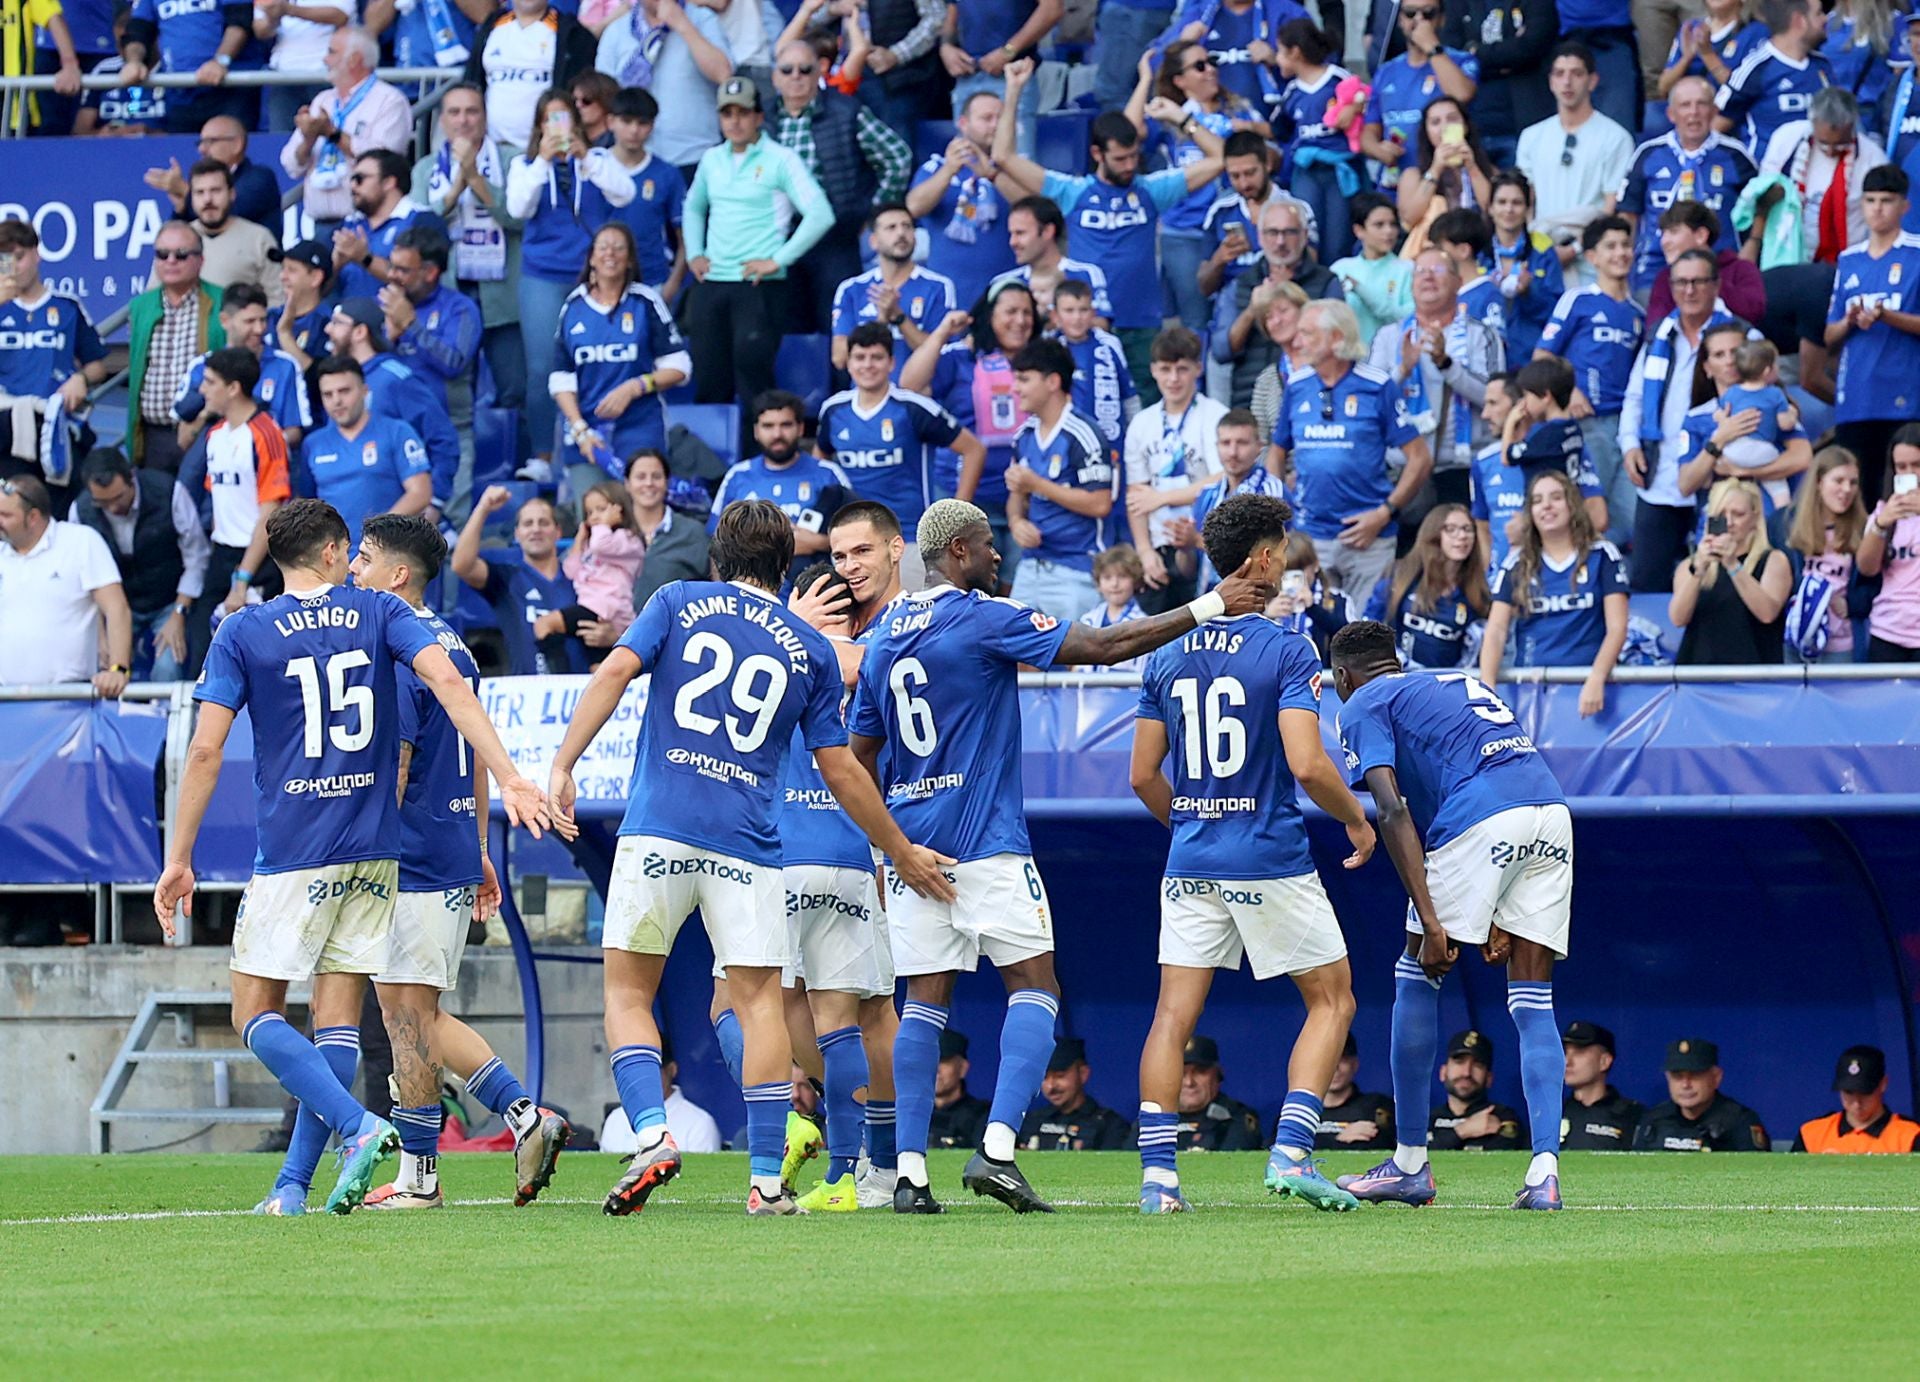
1329, 619, 1573, 1210
153, 498, 550, 1216
1130, 494, 1376, 1214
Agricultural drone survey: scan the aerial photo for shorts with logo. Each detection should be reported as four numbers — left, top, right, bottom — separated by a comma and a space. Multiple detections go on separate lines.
782, 864, 893, 997
605, 835, 787, 969
885, 852, 1053, 976
1410, 803, 1573, 959
1159, 871, 1347, 979
375, 885, 477, 989
231, 858, 400, 981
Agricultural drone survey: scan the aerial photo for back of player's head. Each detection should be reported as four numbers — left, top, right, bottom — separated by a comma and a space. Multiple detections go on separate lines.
918, 497, 990, 567
750, 389, 805, 427
1657, 199, 1720, 240
1733, 337, 1777, 382
1011, 338, 1075, 392
1150, 326, 1202, 365
830, 499, 902, 543
1429, 207, 1490, 258
1582, 213, 1632, 252
360, 512, 448, 595
1330, 618, 1399, 674
846, 320, 894, 357
1515, 356, 1573, 407
267, 498, 350, 570
710, 499, 794, 592
1201, 493, 1293, 576
792, 560, 852, 604
205, 345, 260, 396
1864, 163, 1911, 199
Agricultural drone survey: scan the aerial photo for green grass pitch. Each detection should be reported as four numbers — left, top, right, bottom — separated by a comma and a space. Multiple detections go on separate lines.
4, 1150, 1916, 1376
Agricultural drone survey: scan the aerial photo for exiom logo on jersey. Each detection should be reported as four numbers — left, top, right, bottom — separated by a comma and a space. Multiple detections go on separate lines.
641, 852, 754, 885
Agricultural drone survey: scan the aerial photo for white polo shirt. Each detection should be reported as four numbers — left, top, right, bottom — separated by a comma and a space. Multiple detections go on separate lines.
0, 520, 123, 685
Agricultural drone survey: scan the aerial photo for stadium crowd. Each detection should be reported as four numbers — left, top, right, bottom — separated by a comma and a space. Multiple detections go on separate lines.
6, 0, 1920, 693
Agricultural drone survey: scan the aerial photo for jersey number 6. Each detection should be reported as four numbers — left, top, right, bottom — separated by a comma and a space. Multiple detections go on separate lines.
888, 656, 938, 756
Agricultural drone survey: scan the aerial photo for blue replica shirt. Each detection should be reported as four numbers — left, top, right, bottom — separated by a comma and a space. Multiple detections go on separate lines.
1720, 383, 1791, 446
955, 0, 1035, 54
0, 289, 106, 396
1278, 65, 1355, 158
1715, 41, 1832, 155
1162, 109, 1237, 234
551, 282, 687, 469
1191, 466, 1290, 588
991, 258, 1115, 321
910, 156, 1016, 312
1491, 542, 1630, 667
1536, 286, 1645, 416
1039, 168, 1192, 330
335, 205, 448, 301
816, 386, 962, 540
394, 607, 484, 893
363, 353, 460, 504
1137, 615, 1325, 880
709, 453, 854, 541
1470, 440, 1526, 570
80, 57, 168, 129
1364, 579, 1479, 670
1056, 328, 1135, 463
389, 282, 483, 410
1015, 408, 1116, 570
1201, 193, 1266, 293
1456, 274, 1507, 344
1336, 670, 1566, 850
1187, 0, 1294, 108
175, 348, 311, 435
1270, 363, 1418, 541
388, 0, 477, 72
131, 0, 252, 75
926, 343, 1016, 506
481, 554, 581, 676
615, 580, 846, 866
847, 584, 1070, 861
1365, 50, 1481, 175
831, 266, 956, 376
777, 720, 872, 871
1662, 17, 1767, 86
607, 154, 685, 288
1828, 234, 1920, 425
1487, 234, 1563, 361
300, 414, 429, 542
1507, 416, 1604, 497
194, 584, 438, 874
1614, 134, 1757, 290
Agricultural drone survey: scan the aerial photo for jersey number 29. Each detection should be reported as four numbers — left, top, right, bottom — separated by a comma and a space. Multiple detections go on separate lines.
673, 631, 789, 752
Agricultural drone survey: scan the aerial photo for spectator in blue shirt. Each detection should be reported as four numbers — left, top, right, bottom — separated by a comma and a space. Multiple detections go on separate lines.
1004, 337, 1117, 621
381, 225, 483, 517
1713, 0, 1833, 157
333, 149, 450, 301
121, 0, 258, 134
603, 86, 688, 300
452, 484, 586, 675
1363, 502, 1490, 669
324, 297, 463, 515
1360, 0, 1479, 184
1486, 171, 1564, 363
941, 0, 1060, 157
830, 203, 956, 376
1274, 17, 1364, 264
708, 390, 854, 579
906, 90, 1019, 314
300, 354, 432, 540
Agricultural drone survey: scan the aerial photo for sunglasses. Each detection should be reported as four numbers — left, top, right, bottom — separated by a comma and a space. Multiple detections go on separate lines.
153, 247, 200, 261
777, 63, 816, 75
349, 172, 377, 184
1182, 56, 1215, 73
1560, 131, 1578, 168
1403, 6, 1440, 17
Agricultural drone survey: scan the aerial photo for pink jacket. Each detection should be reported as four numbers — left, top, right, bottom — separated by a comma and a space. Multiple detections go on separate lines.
563, 524, 644, 626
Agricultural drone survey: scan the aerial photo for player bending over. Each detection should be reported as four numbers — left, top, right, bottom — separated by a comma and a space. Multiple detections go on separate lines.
1130, 494, 1376, 1214
548, 500, 955, 1217
154, 500, 549, 1214
1329, 620, 1571, 1211
849, 498, 1276, 1214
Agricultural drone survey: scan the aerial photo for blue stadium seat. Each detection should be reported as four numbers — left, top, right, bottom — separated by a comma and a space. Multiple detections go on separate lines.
914, 120, 958, 166
471, 405, 522, 491
1036, 110, 1093, 177
673, 402, 742, 470
775, 334, 832, 417
659, 375, 695, 406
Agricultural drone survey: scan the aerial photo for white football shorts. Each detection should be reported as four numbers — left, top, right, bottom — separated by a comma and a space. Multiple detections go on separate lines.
1409, 803, 1574, 959
1159, 871, 1348, 979
604, 835, 787, 969
884, 852, 1053, 976
231, 858, 399, 982
375, 885, 477, 989
782, 864, 893, 997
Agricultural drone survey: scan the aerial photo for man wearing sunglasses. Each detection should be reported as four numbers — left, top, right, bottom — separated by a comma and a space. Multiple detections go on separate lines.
1359, 0, 1479, 185
127, 222, 224, 477
1516, 42, 1635, 272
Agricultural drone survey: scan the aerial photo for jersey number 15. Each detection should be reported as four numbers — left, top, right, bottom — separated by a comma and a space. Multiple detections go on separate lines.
285, 652, 373, 758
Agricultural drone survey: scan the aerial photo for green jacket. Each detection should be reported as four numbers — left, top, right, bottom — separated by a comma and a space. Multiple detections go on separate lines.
126, 281, 225, 463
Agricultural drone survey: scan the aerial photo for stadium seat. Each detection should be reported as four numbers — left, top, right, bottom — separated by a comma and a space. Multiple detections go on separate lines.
471, 405, 522, 491
673, 402, 742, 471
774, 334, 833, 417
914, 120, 958, 166
659, 374, 695, 406
1036, 110, 1093, 177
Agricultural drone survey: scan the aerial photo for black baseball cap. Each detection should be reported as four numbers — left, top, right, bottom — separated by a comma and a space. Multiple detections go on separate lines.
1563, 1021, 1616, 1055
1664, 1037, 1719, 1073
1447, 1029, 1494, 1067
270, 238, 332, 279
1833, 1045, 1886, 1094
1183, 1035, 1221, 1068
1046, 1037, 1087, 1072
937, 1029, 969, 1061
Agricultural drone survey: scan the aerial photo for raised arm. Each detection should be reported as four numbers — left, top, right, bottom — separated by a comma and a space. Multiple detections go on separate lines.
452, 486, 506, 590
1054, 561, 1274, 665
990, 59, 1051, 194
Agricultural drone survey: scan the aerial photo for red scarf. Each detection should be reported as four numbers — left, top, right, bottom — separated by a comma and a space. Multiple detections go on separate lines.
1815, 146, 1851, 264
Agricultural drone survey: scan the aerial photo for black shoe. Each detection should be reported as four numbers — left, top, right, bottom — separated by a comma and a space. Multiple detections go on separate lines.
892, 1179, 945, 1214
961, 1151, 1055, 1214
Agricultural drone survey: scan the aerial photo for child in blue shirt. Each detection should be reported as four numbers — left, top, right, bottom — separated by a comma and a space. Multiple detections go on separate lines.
1502, 357, 1609, 537
1720, 338, 1797, 454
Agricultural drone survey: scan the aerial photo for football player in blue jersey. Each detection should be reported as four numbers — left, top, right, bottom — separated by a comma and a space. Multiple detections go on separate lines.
848, 496, 1276, 1214
1130, 493, 1376, 1215
153, 500, 550, 1215
548, 500, 956, 1217
1330, 619, 1573, 1210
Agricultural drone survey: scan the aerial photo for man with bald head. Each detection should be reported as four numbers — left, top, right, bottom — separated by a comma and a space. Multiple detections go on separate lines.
1613, 74, 1758, 296
146, 113, 285, 231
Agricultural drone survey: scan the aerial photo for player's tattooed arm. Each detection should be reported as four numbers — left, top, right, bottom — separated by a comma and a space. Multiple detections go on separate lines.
1054, 558, 1276, 666
1364, 764, 1455, 981
1128, 718, 1174, 828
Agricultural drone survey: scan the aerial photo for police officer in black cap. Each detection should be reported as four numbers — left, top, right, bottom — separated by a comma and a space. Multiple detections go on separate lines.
1633, 1038, 1769, 1151
1018, 1038, 1132, 1151
1560, 1021, 1643, 1149
1429, 1029, 1524, 1150
1315, 1031, 1395, 1150
1168, 1035, 1263, 1151
929, 1028, 989, 1150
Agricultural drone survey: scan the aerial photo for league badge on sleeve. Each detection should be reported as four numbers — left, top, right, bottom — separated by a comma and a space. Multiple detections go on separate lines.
1029, 611, 1058, 632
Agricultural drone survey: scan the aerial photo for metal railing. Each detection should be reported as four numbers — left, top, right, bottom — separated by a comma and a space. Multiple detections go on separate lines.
1013, 663, 1920, 688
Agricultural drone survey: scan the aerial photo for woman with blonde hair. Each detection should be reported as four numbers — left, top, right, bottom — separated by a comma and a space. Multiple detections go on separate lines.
1248, 279, 1311, 441
1670, 477, 1791, 664
1784, 447, 1867, 661
1364, 503, 1490, 669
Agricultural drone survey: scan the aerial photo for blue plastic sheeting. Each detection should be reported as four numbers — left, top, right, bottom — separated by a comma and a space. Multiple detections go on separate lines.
0, 700, 168, 883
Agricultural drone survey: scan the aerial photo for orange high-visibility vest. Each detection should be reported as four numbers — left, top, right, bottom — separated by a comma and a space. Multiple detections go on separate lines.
1797, 1110, 1920, 1154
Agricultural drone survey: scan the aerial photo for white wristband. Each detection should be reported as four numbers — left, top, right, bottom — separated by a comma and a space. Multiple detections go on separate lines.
1185, 590, 1227, 625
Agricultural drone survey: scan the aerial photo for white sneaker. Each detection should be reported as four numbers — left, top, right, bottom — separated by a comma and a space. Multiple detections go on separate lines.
514, 457, 553, 484
855, 1165, 897, 1209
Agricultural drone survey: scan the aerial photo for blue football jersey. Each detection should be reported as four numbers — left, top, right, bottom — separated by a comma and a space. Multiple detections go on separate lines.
615, 580, 848, 864
1536, 287, 1645, 417
300, 414, 429, 542
990, 258, 1115, 321
1015, 408, 1116, 570
363, 352, 458, 501
1491, 542, 1630, 667
1661, 16, 1766, 87
911, 156, 1017, 311
1278, 65, 1355, 158
1363, 579, 1478, 670
1271, 363, 1419, 541
1456, 274, 1507, 344
1056, 328, 1135, 463
778, 721, 871, 872
395, 608, 484, 892
831, 266, 956, 376
1828, 234, 1920, 425
1470, 441, 1526, 571
551, 282, 686, 467
0, 290, 106, 397
1336, 670, 1565, 850
132, 0, 250, 73
195, 584, 439, 874
176, 347, 312, 435
1715, 41, 1831, 155
1614, 134, 1756, 290
1486, 235, 1563, 361
607, 154, 686, 288
1364, 50, 1481, 177
1161, 108, 1236, 234
848, 585, 1070, 862
1507, 417, 1604, 498
1137, 616, 1324, 880
1039, 168, 1189, 330
816, 386, 961, 540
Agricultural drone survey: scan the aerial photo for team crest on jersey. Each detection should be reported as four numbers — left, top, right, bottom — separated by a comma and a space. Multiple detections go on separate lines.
1029, 610, 1058, 632
798, 482, 812, 501
642, 179, 654, 198
362, 442, 378, 467
428, 311, 439, 329
881, 417, 894, 441
1894, 264, 1905, 286
1345, 395, 1359, 417
261, 379, 276, 400
1422, 74, 1434, 94
622, 312, 635, 333
1710, 164, 1724, 186
47, 307, 57, 324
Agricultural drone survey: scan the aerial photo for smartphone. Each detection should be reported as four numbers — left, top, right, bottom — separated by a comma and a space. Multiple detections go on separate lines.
1442, 122, 1465, 145
1896, 473, 1919, 497
0, 253, 15, 277
1281, 570, 1308, 599
1706, 514, 1729, 536
547, 108, 568, 128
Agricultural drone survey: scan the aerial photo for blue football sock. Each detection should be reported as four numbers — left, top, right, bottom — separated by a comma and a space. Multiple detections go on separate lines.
392, 1103, 443, 1158
987, 989, 1060, 1141
1390, 953, 1442, 1171
1508, 981, 1562, 1157
1272, 1089, 1325, 1158
467, 1055, 531, 1117
1138, 1106, 1178, 1185
817, 1024, 867, 1183
893, 1001, 947, 1165
865, 1099, 897, 1171
610, 1044, 667, 1141
277, 1025, 359, 1192
712, 1008, 745, 1088
743, 1081, 790, 1180
244, 1012, 367, 1138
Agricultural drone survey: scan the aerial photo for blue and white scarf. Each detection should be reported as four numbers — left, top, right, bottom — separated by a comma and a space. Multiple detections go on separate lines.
1637, 298, 1736, 453
310, 76, 378, 192
620, 10, 670, 90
